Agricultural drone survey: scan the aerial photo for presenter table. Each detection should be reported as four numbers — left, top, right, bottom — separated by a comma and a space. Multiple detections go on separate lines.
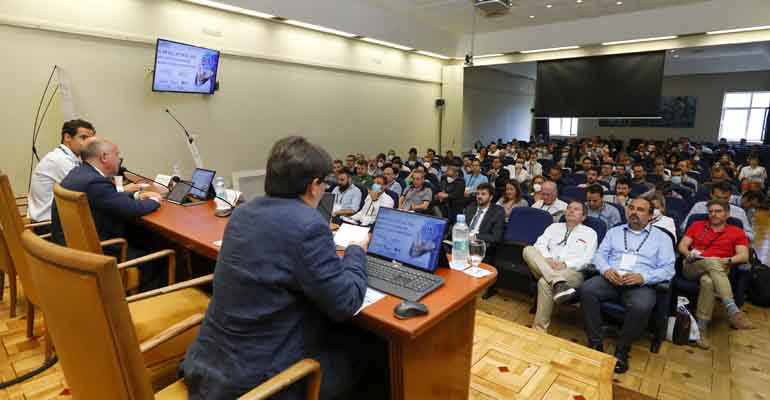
140, 200, 497, 400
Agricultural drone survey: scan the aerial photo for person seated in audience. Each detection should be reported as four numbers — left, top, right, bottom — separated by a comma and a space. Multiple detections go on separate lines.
646, 194, 677, 240
345, 175, 394, 226
718, 153, 738, 179
605, 177, 632, 207
652, 157, 670, 182
599, 161, 617, 191
434, 164, 465, 222
399, 169, 433, 213
50, 137, 165, 290
424, 148, 437, 165
683, 181, 754, 241
739, 155, 767, 188
444, 149, 455, 162
526, 151, 543, 177
586, 184, 622, 230
486, 157, 510, 189
332, 170, 363, 218
739, 191, 763, 227
352, 159, 374, 189
488, 143, 501, 157
325, 159, 345, 187
28, 119, 97, 223
578, 167, 609, 190
465, 159, 489, 198
382, 166, 403, 196
182, 136, 382, 400
414, 164, 439, 189
631, 163, 654, 192
670, 167, 694, 193
532, 181, 567, 222
676, 160, 699, 190
345, 154, 357, 172
575, 158, 594, 175
464, 183, 505, 261
525, 201, 598, 332
678, 199, 753, 349
391, 157, 409, 175
548, 165, 574, 193
367, 155, 382, 177
462, 155, 473, 179
530, 175, 546, 203
497, 180, 528, 223
477, 147, 490, 169
505, 157, 529, 183
405, 147, 420, 169
582, 198, 675, 373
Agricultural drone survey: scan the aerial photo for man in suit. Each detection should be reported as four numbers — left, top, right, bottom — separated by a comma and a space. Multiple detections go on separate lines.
50, 137, 165, 290
464, 183, 505, 263
487, 157, 510, 190
182, 136, 382, 400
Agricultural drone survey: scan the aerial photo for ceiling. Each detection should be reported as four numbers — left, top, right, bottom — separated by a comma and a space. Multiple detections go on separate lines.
363, 0, 708, 35
486, 41, 770, 79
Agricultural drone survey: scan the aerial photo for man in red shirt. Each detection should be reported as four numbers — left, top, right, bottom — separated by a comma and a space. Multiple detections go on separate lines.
678, 199, 752, 349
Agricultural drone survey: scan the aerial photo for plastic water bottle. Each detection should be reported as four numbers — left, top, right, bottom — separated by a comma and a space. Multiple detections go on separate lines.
213, 176, 227, 209
452, 214, 470, 269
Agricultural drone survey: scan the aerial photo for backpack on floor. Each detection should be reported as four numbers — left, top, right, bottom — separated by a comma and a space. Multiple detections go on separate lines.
748, 249, 770, 307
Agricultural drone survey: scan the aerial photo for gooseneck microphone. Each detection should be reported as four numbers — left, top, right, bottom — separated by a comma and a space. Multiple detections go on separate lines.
165, 108, 194, 144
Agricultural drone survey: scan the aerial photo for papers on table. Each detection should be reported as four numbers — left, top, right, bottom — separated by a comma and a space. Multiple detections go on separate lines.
355, 288, 386, 315
333, 223, 370, 248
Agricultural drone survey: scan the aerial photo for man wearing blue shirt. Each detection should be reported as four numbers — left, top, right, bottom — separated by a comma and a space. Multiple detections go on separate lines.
332, 170, 362, 218
464, 159, 488, 198
581, 198, 675, 374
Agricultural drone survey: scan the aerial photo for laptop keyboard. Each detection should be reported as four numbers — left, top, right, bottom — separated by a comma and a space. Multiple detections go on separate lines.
366, 256, 444, 302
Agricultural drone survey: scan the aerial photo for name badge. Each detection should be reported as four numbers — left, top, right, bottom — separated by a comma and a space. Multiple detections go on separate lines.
620, 253, 637, 270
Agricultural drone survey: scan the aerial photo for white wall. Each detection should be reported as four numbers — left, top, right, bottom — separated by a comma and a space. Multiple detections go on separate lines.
577, 71, 770, 142
0, 0, 445, 192
463, 67, 535, 148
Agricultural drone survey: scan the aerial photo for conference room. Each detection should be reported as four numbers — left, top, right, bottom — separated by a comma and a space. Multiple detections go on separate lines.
1, 1, 770, 399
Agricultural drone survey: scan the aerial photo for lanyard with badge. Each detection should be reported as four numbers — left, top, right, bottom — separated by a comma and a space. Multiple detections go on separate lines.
619, 228, 651, 273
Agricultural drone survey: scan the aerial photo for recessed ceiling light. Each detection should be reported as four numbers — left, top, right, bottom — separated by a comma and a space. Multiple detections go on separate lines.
284, 20, 357, 38
416, 50, 450, 60
529, 15, 535, 18
706, 25, 770, 35
601, 35, 678, 46
474, 54, 505, 59
616, 1, 623, 4
361, 37, 414, 51
576, 0, 583, 3
520, 45, 581, 54
546, 4, 553, 8
182, 0, 275, 19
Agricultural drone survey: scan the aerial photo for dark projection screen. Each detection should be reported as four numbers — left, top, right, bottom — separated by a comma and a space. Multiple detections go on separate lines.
534, 51, 665, 118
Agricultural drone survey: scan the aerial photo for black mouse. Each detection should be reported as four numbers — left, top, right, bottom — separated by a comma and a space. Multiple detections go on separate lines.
393, 301, 429, 320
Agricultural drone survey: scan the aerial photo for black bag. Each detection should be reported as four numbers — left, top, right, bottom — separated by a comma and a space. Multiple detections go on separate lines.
748, 249, 770, 307
672, 307, 691, 346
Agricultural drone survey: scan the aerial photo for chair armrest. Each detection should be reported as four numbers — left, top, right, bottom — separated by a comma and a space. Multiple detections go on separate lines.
100, 238, 128, 263
24, 220, 51, 229
126, 274, 214, 303
238, 359, 322, 400
39, 233, 52, 240
139, 313, 204, 354
117, 249, 176, 284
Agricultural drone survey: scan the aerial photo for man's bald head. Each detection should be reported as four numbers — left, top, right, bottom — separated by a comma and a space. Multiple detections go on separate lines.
541, 181, 558, 205
81, 137, 121, 177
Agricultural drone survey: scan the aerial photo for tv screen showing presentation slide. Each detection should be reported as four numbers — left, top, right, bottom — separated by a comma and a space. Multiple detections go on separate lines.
368, 208, 447, 273
152, 39, 220, 94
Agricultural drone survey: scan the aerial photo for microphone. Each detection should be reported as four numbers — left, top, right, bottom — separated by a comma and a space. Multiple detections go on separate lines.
165, 108, 194, 144
119, 166, 173, 189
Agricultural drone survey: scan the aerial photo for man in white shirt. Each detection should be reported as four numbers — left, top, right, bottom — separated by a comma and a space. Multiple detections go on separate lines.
505, 158, 530, 184
345, 176, 394, 226
28, 119, 95, 222
524, 201, 598, 332
531, 181, 567, 222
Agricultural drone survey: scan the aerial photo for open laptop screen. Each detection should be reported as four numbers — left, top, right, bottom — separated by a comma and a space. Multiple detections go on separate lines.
368, 208, 447, 273
189, 168, 215, 200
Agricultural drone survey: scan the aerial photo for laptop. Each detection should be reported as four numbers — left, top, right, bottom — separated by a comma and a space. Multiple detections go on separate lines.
365, 208, 448, 302
166, 168, 216, 206
317, 192, 336, 223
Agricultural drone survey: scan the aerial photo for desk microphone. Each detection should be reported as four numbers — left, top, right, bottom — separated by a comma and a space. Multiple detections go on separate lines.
119, 166, 173, 189
165, 108, 194, 145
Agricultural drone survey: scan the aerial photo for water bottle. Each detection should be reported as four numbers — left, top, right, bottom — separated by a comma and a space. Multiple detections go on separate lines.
213, 176, 227, 210
452, 214, 470, 269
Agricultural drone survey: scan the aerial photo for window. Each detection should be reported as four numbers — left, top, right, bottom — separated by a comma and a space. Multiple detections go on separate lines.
549, 118, 579, 137
719, 91, 770, 142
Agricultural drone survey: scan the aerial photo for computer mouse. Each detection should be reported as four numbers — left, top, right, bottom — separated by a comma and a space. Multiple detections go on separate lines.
393, 301, 429, 320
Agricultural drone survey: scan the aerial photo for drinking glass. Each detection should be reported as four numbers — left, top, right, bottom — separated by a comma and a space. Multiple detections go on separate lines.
469, 239, 486, 268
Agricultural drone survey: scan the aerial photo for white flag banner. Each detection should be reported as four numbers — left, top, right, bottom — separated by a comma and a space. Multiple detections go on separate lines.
56, 67, 76, 120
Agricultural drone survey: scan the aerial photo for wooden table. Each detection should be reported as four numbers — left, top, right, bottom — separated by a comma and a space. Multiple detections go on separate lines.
140, 200, 497, 400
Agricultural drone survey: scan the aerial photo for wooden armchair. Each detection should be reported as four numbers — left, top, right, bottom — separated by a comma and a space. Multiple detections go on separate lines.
52, 183, 213, 383
53, 184, 175, 293
21, 231, 321, 400
0, 231, 18, 318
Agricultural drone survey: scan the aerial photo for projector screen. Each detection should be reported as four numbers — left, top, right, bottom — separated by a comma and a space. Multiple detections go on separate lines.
152, 39, 220, 94
534, 51, 665, 119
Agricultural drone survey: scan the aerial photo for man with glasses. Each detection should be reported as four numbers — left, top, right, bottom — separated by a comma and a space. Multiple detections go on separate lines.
678, 199, 753, 349
531, 181, 567, 222
683, 181, 753, 241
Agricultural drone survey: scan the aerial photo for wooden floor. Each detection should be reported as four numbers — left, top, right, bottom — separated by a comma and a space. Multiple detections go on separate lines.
0, 211, 768, 399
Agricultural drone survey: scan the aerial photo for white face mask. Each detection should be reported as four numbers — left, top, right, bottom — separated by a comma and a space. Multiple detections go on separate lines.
446, 176, 455, 183
533, 183, 542, 193
377, 162, 384, 168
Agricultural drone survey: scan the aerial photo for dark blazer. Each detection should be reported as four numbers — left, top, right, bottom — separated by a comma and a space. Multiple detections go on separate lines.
486, 168, 510, 189
50, 163, 160, 245
181, 197, 369, 400
434, 176, 466, 222
464, 202, 505, 246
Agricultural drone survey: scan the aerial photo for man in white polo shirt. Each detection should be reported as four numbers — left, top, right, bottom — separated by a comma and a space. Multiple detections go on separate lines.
523, 201, 598, 332
28, 119, 95, 222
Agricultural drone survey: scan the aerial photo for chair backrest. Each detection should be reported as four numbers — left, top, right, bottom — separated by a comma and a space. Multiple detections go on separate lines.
630, 184, 650, 198
665, 196, 689, 218
569, 174, 587, 186
607, 201, 627, 224
583, 216, 608, 244
53, 184, 104, 255
503, 207, 552, 244
0, 227, 13, 275
20, 230, 154, 400
352, 183, 367, 212
231, 169, 266, 201
0, 175, 41, 306
385, 189, 399, 208
560, 186, 586, 203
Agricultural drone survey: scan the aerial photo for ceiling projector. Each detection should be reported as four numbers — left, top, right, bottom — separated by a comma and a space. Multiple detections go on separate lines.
472, 0, 513, 15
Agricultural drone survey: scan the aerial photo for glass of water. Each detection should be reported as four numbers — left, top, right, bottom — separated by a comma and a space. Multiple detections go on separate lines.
469, 239, 486, 268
